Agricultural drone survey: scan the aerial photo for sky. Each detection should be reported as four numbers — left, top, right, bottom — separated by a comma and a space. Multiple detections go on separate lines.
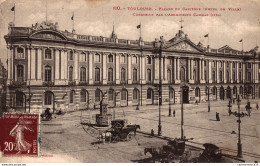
0, 0, 259, 68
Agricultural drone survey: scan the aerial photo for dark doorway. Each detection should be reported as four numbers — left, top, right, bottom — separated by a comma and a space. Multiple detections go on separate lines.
182, 86, 189, 104
220, 87, 225, 100
227, 86, 231, 99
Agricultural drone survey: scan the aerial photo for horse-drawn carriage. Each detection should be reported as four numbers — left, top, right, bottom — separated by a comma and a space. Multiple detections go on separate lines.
40, 108, 52, 121
144, 138, 192, 163
106, 119, 140, 142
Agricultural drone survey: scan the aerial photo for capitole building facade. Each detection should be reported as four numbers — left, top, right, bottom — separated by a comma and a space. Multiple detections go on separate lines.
4, 21, 260, 113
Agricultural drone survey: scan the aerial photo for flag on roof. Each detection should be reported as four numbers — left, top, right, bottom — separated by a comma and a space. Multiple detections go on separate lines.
137, 24, 141, 29
204, 34, 208, 37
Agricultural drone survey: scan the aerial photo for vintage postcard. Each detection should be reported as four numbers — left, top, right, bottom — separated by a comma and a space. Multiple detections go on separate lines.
0, 0, 259, 164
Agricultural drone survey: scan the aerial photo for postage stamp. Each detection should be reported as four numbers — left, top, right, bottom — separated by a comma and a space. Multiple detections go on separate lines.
1, 113, 40, 157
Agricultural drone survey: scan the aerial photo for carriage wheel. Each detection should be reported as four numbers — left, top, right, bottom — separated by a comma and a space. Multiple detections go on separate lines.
82, 124, 100, 138
113, 135, 120, 142
127, 131, 135, 141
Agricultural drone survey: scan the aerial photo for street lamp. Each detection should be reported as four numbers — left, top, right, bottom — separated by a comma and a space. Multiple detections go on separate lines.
207, 86, 211, 112
230, 95, 249, 158
180, 85, 184, 140
157, 36, 164, 136
227, 99, 232, 115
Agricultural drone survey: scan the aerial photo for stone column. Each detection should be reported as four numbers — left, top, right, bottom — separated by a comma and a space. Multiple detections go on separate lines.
141, 55, 146, 84
60, 50, 65, 80
74, 51, 79, 83
37, 48, 42, 80
116, 53, 120, 84
256, 62, 259, 83
242, 63, 246, 83
190, 58, 194, 83
89, 52, 93, 84
216, 61, 219, 83
7, 46, 12, 84
154, 56, 159, 84
177, 58, 180, 83
128, 54, 132, 84
27, 48, 31, 82
55, 49, 60, 80
236, 62, 239, 83
31, 48, 36, 80
163, 57, 167, 83
223, 61, 226, 83
188, 59, 190, 81
209, 60, 212, 83
103, 53, 107, 84
198, 59, 201, 82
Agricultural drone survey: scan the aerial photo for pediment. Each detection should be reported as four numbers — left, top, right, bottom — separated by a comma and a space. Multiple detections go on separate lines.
164, 40, 203, 53
30, 30, 67, 41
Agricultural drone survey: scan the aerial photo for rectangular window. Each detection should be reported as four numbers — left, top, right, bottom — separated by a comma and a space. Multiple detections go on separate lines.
95, 68, 100, 82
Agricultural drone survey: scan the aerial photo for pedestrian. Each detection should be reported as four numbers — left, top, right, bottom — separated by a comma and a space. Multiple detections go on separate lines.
151, 129, 154, 137
256, 103, 259, 111
216, 112, 220, 121
173, 110, 175, 117
102, 132, 106, 145
106, 132, 111, 144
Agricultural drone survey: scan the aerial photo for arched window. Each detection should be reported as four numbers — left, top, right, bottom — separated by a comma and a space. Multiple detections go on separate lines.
133, 88, 139, 100
212, 71, 215, 82
193, 70, 196, 81
239, 86, 243, 94
17, 65, 24, 82
121, 89, 127, 100
133, 68, 137, 82
147, 88, 153, 99
79, 53, 86, 61
147, 69, 151, 81
69, 66, 73, 81
147, 57, 151, 64
121, 68, 126, 81
80, 67, 86, 82
44, 91, 53, 105
80, 89, 87, 102
233, 87, 237, 95
16, 91, 24, 107
219, 71, 223, 82
121, 55, 126, 63
226, 71, 229, 82
212, 87, 216, 95
167, 69, 171, 82
108, 89, 114, 101
17, 47, 24, 59
44, 66, 52, 82
108, 68, 113, 82
169, 88, 174, 99
195, 87, 200, 97
233, 72, 236, 81
95, 89, 102, 102
69, 51, 73, 60
70, 90, 74, 103
133, 56, 137, 64
45, 49, 52, 59
95, 67, 100, 82
108, 54, 113, 63
239, 72, 242, 82
95, 53, 100, 62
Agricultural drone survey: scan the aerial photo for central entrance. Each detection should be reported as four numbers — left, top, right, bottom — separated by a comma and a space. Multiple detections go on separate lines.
182, 86, 189, 104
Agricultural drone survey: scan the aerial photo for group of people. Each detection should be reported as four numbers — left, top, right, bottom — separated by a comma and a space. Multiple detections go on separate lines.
99, 131, 112, 144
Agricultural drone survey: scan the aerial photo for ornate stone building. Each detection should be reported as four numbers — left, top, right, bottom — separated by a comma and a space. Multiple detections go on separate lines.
4, 21, 260, 113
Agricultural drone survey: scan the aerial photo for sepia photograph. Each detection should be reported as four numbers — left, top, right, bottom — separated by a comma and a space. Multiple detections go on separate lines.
0, 0, 259, 164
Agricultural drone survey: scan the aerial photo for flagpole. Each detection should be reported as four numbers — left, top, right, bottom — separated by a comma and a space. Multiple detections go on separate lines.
208, 33, 209, 49
46, 0, 47, 22
140, 22, 143, 106
73, 12, 74, 31
14, 3, 15, 25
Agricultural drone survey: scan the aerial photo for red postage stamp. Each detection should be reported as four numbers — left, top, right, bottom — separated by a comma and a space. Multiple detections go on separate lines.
1, 113, 40, 157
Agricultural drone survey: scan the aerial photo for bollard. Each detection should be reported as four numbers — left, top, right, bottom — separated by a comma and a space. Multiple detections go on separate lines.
216, 112, 220, 121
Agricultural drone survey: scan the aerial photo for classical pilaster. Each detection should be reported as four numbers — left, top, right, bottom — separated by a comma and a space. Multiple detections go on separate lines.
163, 57, 167, 84
55, 49, 60, 80
128, 54, 132, 84
223, 61, 226, 83
74, 51, 79, 83
37, 48, 42, 80
103, 53, 107, 84
26, 47, 31, 85
31, 48, 36, 80
154, 56, 159, 84
201, 59, 205, 83
141, 55, 146, 84
173, 58, 177, 80
242, 63, 246, 83
116, 53, 120, 84
89, 52, 93, 84
188, 59, 190, 82
176, 58, 180, 83
7, 46, 12, 84
256, 62, 259, 83
190, 58, 194, 83
216, 61, 219, 83
209, 60, 212, 83
236, 62, 239, 83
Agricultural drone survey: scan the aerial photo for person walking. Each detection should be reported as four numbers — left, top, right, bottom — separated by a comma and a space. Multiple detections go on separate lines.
256, 103, 259, 111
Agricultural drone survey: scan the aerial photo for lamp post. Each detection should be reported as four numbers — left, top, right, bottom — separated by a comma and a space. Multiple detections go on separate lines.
157, 36, 164, 136
207, 86, 211, 112
227, 99, 232, 115
230, 95, 249, 158
181, 85, 184, 140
